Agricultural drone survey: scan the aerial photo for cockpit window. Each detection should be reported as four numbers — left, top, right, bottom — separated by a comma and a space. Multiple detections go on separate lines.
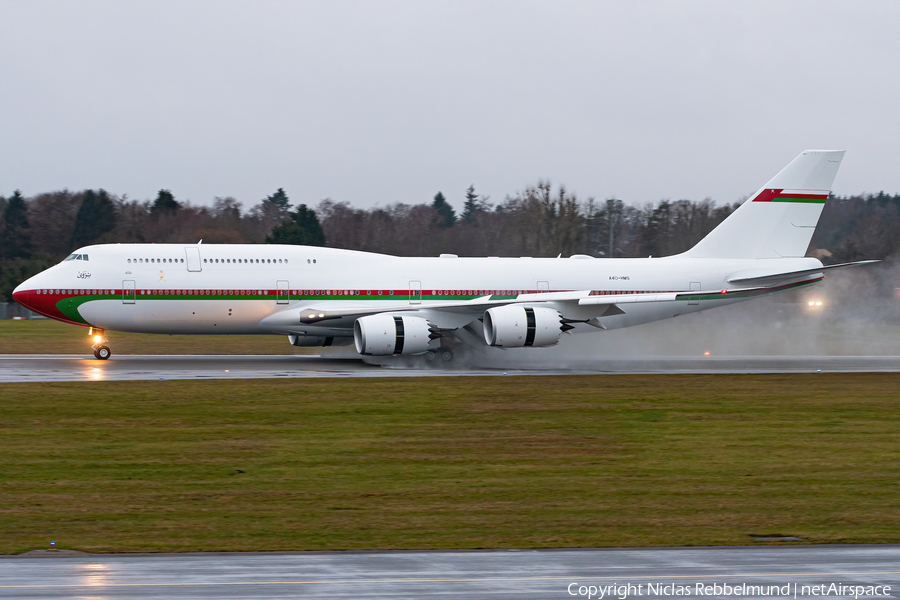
63, 253, 90, 262
81, 254, 88, 261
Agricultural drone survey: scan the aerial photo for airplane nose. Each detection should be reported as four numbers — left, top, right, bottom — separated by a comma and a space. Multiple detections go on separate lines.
12, 282, 32, 311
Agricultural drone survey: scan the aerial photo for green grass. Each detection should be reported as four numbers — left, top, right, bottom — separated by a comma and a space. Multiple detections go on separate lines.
2, 374, 899, 554
0, 319, 312, 355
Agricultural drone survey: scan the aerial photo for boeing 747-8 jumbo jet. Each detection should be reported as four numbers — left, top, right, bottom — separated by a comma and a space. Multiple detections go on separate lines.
13, 150, 874, 361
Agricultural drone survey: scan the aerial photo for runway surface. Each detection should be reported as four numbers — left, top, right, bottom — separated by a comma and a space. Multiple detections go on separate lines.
1, 545, 897, 599
4, 354, 900, 382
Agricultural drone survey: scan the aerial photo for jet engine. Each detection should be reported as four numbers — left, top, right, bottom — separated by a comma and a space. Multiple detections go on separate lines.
354, 314, 440, 356
483, 305, 565, 348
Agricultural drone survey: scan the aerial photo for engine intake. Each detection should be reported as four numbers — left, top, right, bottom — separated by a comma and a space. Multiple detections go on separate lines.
354, 314, 440, 356
483, 305, 564, 348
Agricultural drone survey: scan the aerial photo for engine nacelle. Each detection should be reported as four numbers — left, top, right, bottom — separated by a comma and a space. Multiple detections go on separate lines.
288, 334, 351, 347
483, 305, 563, 348
354, 314, 439, 356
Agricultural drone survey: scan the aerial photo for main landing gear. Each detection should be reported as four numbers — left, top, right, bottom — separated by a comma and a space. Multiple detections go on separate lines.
423, 346, 453, 366
424, 347, 454, 363
90, 328, 112, 360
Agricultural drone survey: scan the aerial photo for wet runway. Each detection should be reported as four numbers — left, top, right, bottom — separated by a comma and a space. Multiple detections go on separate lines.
4, 354, 900, 383
1, 545, 898, 599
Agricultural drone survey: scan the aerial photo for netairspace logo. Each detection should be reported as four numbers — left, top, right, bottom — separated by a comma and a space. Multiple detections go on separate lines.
566, 582, 893, 599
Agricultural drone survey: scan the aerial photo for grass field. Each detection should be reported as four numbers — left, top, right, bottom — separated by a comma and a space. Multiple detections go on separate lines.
0, 319, 311, 355
2, 374, 899, 554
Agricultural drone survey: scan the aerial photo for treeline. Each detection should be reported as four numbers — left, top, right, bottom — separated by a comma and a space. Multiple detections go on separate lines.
318, 184, 740, 259
1, 183, 899, 301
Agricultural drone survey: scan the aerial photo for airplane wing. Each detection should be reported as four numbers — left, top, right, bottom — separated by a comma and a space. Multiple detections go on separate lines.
293, 290, 593, 324
287, 286, 772, 326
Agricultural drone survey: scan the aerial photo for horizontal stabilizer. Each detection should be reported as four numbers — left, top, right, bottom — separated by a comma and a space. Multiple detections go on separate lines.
727, 260, 879, 285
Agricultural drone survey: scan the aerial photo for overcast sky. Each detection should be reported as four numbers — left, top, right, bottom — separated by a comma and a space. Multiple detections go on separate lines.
2, 1, 898, 211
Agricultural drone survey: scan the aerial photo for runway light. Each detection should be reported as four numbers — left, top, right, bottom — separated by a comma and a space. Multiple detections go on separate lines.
704, 351, 710, 356
93, 335, 103, 344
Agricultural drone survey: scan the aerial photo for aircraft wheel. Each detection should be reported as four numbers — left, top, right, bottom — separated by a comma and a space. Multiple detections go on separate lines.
95, 346, 111, 360
440, 349, 453, 362
424, 350, 437, 362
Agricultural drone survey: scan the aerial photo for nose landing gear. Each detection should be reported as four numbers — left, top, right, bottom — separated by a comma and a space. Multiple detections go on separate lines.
89, 328, 112, 360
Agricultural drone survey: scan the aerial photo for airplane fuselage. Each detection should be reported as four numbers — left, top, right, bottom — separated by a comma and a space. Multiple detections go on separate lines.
13, 243, 822, 338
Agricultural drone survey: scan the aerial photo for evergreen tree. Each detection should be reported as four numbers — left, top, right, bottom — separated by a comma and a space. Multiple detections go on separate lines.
151, 189, 180, 216
259, 188, 292, 229
461, 185, 489, 224
431, 191, 456, 228
262, 188, 291, 212
0, 190, 32, 259
71, 189, 117, 248
266, 204, 325, 246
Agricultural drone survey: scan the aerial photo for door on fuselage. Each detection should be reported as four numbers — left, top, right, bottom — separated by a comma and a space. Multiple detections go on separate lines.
123, 280, 135, 304
185, 247, 202, 272
409, 281, 422, 305
276, 280, 289, 304
688, 281, 701, 305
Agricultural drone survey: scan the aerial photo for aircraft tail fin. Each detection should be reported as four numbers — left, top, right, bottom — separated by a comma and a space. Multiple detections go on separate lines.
685, 150, 845, 259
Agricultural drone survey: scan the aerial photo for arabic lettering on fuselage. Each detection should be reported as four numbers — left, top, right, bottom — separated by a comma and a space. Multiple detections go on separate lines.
77, 271, 91, 279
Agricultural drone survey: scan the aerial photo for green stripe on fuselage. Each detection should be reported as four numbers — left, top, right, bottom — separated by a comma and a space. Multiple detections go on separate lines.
56, 296, 104, 325
686, 278, 819, 302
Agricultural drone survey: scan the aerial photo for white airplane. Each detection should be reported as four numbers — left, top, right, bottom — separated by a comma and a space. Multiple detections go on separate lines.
13, 150, 874, 361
